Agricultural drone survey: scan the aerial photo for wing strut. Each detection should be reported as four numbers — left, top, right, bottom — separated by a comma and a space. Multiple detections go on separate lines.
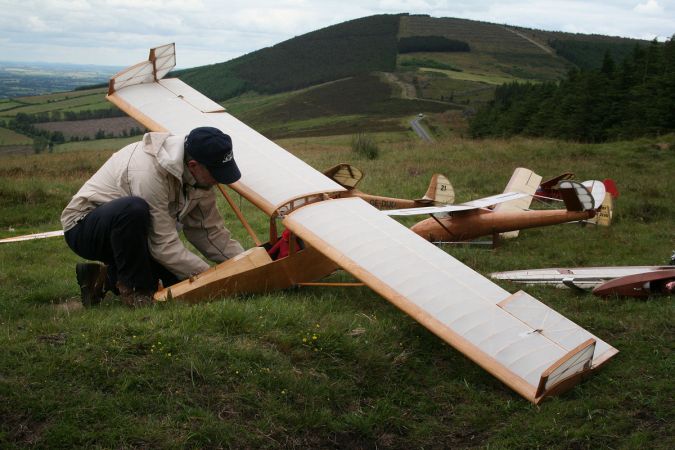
217, 185, 262, 246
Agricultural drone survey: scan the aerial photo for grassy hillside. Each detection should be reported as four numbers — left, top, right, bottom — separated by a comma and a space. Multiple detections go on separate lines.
399, 15, 570, 81
229, 74, 454, 138
179, 14, 402, 100
177, 13, 644, 105
0, 133, 673, 448
0, 14, 651, 146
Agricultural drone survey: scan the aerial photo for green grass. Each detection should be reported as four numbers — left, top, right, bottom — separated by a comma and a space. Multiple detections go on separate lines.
0, 99, 25, 112
0, 127, 32, 145
0, 89, 110, 118
236, 74, 452, 138
0, 133, 673, 448
419, 68, 527, 85
5, 87, 105, 105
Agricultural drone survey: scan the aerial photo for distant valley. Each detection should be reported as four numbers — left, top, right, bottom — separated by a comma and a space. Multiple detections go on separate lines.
0, 61, 120, 98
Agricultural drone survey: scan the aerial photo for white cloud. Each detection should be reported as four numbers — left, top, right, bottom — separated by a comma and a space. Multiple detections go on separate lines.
0, 0, 673, 67
634, 0, 664, 14
26, 16, 50, 32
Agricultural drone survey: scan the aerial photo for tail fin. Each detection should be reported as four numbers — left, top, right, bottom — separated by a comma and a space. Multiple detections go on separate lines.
596, 195, 613, 226
419, 174, 455, 205
495, 168, 543, 238
603, 178, 620, 198
587, 194, 614, 226
559, 180, 605, 212
323, 163, 363, 189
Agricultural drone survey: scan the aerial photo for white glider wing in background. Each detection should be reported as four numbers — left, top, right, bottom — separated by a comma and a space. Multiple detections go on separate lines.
106, 43, 618, 404
383, 192, 529, 216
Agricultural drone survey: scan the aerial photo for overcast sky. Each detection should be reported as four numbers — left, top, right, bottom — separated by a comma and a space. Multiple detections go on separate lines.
0, 0, 673, 69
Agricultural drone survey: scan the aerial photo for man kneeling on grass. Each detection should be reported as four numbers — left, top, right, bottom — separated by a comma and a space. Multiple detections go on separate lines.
61, 127, 245, 307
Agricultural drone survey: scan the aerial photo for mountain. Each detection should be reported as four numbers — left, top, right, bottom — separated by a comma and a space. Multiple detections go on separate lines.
177, 14, 643, 100
0, 14, 649, 143
172, 14, 645, 137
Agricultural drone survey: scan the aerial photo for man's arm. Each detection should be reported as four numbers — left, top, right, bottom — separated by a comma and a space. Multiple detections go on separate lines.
182, 188, 244, 263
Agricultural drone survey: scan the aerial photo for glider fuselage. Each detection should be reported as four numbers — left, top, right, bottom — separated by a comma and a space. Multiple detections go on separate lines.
411, 208, 595, 241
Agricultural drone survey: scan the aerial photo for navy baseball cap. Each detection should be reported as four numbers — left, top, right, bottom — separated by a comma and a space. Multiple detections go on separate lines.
184, 127, 241, 184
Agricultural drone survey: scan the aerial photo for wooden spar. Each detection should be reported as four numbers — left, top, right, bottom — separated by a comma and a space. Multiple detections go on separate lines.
217, 184, 262, 246
153, 245, 339, 303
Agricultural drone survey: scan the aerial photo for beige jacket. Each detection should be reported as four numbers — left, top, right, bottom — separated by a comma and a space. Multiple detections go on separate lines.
61, 132, 244, 279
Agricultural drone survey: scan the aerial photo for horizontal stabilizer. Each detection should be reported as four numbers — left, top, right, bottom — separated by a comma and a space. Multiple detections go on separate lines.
108, 43, 176, 95
582, 180, 606, 210
323, 163, 363, 189
559, 181, 596, 211
383, 192, 528, 216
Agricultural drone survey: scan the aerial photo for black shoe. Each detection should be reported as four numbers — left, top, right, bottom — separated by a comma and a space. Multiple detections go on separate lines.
76, 263, 107, 306
116, 282, 155, 308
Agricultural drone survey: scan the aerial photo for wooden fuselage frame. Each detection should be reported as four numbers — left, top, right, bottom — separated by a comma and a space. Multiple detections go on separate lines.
333, 190, 433, 210
155, 244, 339, 303
410, 208, 595, 242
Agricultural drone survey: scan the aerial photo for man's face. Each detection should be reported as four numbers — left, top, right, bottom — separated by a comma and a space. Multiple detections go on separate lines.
187, 160, 218, 190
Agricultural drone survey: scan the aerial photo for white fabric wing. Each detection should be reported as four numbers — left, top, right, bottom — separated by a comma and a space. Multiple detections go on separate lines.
284, 198, 617, 397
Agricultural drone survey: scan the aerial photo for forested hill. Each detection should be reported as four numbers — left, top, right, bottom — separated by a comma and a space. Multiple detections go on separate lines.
469, 39, 675, 142
1, 14, 657, 145
176, 14, 645, 101
178, 15, 401, 101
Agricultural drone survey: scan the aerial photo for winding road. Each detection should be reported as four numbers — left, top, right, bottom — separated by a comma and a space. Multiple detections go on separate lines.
410, 116, 434, 142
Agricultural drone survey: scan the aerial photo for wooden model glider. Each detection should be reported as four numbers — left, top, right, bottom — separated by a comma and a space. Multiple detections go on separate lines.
385, 172, 607, 243
592, 269, 675, 297
324, 163, 455, 209
491, 265, 675, 293
105, 43, 618, 404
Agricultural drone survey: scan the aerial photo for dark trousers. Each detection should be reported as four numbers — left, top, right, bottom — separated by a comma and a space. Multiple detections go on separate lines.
64, 196, 178, 292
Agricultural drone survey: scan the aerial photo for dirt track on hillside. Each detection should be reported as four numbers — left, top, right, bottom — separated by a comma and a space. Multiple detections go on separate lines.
380, 72, 417, 99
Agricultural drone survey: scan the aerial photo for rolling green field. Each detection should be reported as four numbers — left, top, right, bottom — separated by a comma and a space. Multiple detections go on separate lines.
419, 68, 523, 85
0, 132, 673, 448
0, 89, 111, 118
0, 127, 32, 146
231, 74, 452, 138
